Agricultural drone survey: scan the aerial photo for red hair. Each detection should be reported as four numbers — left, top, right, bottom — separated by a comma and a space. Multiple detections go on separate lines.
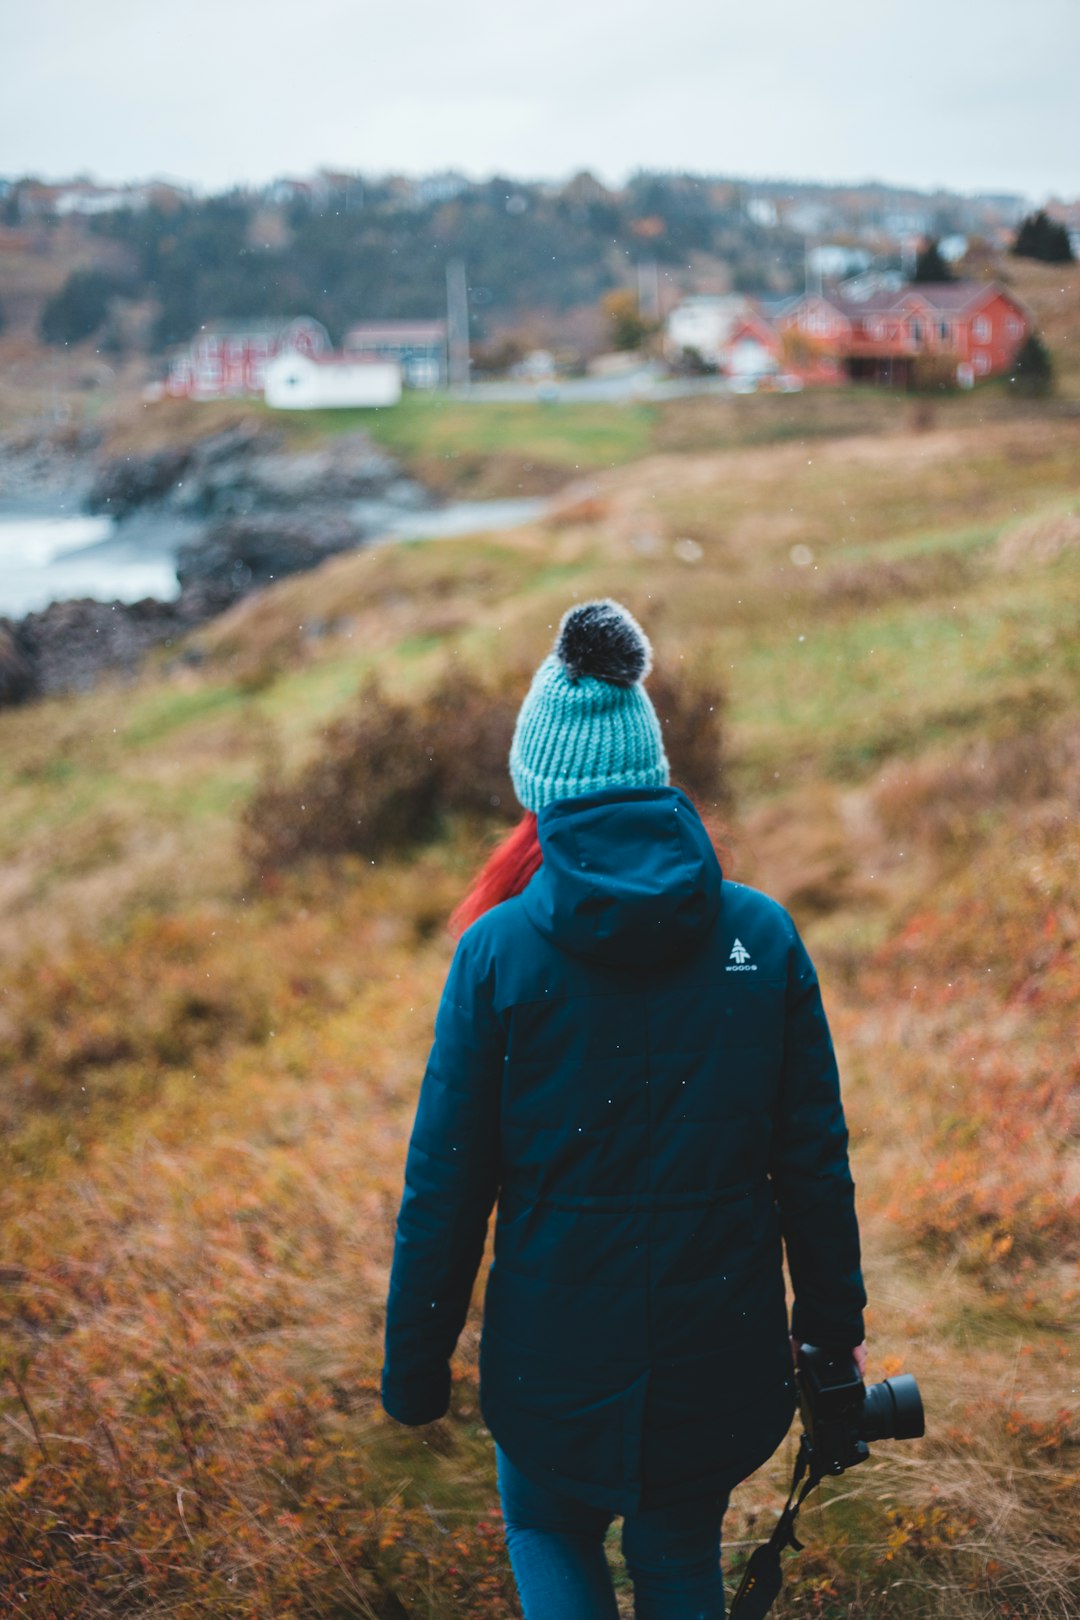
447, 797, 733, 937
449, 813, 543, 937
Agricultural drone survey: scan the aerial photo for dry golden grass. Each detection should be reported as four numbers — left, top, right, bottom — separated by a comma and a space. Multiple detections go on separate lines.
1, 407, 1078, 1616
1003, 257, 1080, 394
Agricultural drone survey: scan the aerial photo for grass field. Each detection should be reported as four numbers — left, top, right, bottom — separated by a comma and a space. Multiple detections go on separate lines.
1, 403, 1078, 1617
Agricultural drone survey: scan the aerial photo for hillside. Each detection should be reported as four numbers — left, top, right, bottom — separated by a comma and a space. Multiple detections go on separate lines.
2, 168, 1024, 356
1, 405, 1078, 1617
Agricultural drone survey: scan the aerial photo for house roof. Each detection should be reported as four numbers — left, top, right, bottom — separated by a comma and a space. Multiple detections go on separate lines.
838, 269, 905, 302
200, 316, 326, 338
774, 279, 1030, 340
671, 295, 748, 311
830, 281, 1008, 321
298, 352, 396, 368
345, 321, 446, 344
729, 311, 778, 340
898, 282, 998, 313
831, 291, 901, 317
758, 295, 801, 319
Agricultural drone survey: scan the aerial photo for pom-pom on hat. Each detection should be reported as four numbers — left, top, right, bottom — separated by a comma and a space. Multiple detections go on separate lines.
509, 599, 670, 813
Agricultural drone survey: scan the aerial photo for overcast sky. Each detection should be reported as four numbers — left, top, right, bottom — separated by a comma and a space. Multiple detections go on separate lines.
3, 0, 1077, 200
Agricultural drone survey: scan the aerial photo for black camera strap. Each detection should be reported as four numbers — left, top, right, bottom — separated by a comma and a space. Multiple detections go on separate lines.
728, 1435, 823, 1620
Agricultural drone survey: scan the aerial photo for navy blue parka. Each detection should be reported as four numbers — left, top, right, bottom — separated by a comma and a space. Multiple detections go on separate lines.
382, 786, 865, 1511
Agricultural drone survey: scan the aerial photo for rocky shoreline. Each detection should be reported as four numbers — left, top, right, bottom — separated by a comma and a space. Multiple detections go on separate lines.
0, 423, 433, 704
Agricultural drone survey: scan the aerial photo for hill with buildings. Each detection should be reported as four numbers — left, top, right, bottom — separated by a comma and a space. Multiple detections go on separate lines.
0, 167, 1039, 368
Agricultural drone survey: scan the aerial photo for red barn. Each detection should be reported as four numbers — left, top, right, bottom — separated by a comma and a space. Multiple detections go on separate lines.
776, 282, 1029, 387
166, 316, 330, 399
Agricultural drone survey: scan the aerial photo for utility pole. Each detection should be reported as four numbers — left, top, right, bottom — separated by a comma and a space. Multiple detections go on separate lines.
637, 259, 661, 322
804, 239, 822, 297
446, 258, 470, 391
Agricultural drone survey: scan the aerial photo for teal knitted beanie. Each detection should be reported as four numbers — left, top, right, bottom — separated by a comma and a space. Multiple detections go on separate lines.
509, 600, 670, 813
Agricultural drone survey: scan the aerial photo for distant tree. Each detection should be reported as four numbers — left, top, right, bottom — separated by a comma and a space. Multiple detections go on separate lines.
602, 289, 651, 352
672, 345, 717, 377
39, 269, 124, 346
912, 238, 954, 283
77, 173, 810, 355
779, 327, 831, 373
1011, 210, 1074, 264
470, 335, 525, 377
1009, 332, 1054, 396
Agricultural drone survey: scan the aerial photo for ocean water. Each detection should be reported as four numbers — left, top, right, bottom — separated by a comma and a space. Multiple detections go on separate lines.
0, 496, 549, 621
355, 495, 546, 543
0, 512, 181, 619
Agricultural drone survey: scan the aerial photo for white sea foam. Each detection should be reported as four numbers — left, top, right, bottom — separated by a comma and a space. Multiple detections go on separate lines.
0, 514, 180, 618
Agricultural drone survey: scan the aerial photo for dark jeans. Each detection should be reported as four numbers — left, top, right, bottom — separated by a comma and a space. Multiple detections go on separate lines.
497, 1445, 728, 1620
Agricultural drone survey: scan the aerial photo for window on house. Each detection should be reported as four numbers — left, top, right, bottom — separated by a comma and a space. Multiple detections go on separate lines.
973, 315, 991, 342
910, 320, 923, 345
1006, 316, 1022, 338
974, 352, 990, 375
938, 321, 951, 343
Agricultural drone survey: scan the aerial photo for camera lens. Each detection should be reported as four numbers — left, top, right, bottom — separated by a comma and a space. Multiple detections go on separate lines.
861, 1375, 925, 1442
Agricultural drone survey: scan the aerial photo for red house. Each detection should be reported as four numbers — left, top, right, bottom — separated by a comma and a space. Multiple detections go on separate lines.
724, 309, 784, 380
775, 282, 1029, 388
166, 316, 330, 399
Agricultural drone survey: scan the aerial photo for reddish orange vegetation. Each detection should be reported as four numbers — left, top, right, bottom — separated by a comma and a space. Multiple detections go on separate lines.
3, 423, 1080, 1613
853, 806, 1080, 1276
3, 775, 1076, 1616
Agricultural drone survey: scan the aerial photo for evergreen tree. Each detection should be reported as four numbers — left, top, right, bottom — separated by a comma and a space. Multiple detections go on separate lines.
82, 174, 809, 355
1011, 210, 1074, 263
1009, 332, 1054, 396
39, 270, 124, 346
912, 238, 953, 282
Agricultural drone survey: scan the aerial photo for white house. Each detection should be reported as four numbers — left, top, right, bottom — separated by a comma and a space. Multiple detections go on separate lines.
264, 352, 402, 410
664, 296, 749, 367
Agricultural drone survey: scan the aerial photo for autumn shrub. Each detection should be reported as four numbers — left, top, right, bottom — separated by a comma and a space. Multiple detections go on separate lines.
873, 720, 1080, 853
416, 668, 521, 821
0, 915, 519, 1620
912, 354, 961, 392
242, 660, 729, 875
241, 677, 441, 875
648, 658, 729, 813
2, 1341, 522, 1618
811, 550, 978, 613
995, 503, 1080, 569
857, 796, 1080, 1277
0, 912, 281, 1139
891, 1040, 1080, 1271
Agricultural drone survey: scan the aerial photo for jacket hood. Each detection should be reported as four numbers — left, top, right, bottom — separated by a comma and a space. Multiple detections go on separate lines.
522, 786, 722, 969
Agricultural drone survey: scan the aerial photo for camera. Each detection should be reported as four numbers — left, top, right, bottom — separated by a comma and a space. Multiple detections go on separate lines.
795, 1344, 925, 1475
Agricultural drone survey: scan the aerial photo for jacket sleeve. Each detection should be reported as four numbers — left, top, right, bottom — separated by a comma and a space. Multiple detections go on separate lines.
769, 923, 866, 1349
381, 931, 504, 1425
